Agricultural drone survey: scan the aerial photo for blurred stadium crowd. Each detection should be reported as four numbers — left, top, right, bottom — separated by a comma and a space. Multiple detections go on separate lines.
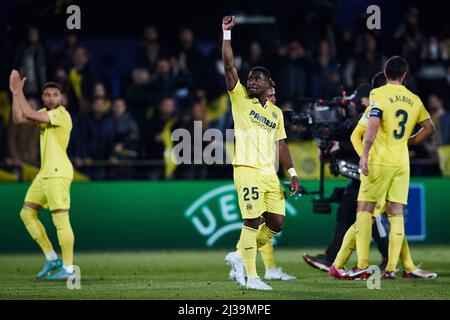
0, 4, 449, 181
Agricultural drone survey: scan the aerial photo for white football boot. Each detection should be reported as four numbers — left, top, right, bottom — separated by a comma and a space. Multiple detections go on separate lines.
225, 251, 246, 286
264, 267, 296, 281
246, 276, 273, 291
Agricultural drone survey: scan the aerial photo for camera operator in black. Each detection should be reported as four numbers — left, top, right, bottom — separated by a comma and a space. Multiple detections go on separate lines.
303, 73, 390, 272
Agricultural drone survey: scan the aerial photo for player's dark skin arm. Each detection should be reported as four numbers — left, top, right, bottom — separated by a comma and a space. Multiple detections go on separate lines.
222, 16, 239, 91
279, 139, 300, 196
221, 16, 286, 232
360, 116, 380, 176
408, 119, 435, 145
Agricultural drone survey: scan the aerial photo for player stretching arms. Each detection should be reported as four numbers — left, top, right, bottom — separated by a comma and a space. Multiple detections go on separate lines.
329, 71, 437, 279
228, 82, 296, 282
346, 57, 435, 279
10, 70, 75, 280
221, 16, 299, 290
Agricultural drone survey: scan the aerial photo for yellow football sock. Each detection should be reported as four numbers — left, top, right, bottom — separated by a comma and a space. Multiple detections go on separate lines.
386, 214, 405, 272
20, 207, 54, 255
239, 229, 277, 270
256, 223, 277, 249
334, 223, 356, 269
400, 237, 416, 272
259, 242, 276, 270
356, 211, 372, 269
52, 212, 75, 266
239, 226, 258, 278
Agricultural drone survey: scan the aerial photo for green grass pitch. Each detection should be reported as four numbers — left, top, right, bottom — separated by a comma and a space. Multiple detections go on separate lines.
0, 246, 449, 300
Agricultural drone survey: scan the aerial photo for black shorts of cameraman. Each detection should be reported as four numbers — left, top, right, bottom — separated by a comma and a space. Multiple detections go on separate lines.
325, 178, 389, 262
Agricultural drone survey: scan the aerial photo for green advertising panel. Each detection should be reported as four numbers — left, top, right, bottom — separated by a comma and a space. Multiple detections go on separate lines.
1, 178, 449, 251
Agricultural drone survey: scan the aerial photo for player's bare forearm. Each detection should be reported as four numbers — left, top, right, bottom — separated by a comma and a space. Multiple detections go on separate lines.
279, 139, 300, 195
17, 92, 49, 123
362, 117, 379, 158
9, 69, 46, 123
222, 16, 238, 90
360, 137, 373, 176
10, 70, 31, 124
11, 94, 26, 124
222, 41, 238, 90
408, 119, 436, 145
279, 139, 294, 170
362, 139, 374, 158
222, 38, 234, 70
360, 117, 379, 176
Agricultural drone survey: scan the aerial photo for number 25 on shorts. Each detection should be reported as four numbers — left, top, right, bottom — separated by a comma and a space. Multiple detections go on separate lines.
243, 187, 259, 201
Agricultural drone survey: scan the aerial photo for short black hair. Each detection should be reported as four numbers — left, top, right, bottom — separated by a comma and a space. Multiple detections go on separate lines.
371, 71, 386, 88
384, 56, 408, 81
249, 66, 271, 80
42, 82, 62, 92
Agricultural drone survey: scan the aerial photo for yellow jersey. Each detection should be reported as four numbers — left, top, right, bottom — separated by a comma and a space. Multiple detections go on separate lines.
358, 108, 371, 128
367, 83, 430, 167
228, 80, 287, 174
36, 106, 74, 180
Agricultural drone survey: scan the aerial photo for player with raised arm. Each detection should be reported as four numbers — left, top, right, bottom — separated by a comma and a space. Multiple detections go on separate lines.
221, 16, 299, 290
10, 70, 75, 280
228, 81, 296, 283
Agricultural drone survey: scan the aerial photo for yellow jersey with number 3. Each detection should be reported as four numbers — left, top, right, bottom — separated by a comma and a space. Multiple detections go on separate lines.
367, 83, 430, 167
36, 106, 74, 179
228, 80, 287, 174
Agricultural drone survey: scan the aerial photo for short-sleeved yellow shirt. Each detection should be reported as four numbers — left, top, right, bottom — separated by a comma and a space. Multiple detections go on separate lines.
36, 106, 74, 179
366, 83, 430, 167
228, 80, 287, 174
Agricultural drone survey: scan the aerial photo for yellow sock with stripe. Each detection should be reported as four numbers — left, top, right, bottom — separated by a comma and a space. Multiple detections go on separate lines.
52, 212, 75, 269
20, 207, 56, 259
239, 234, 277, 270
239, 226, 258, 278
386, 214, 405, 272
334, 223, 356, 269
259, 242, 276, 270
355, 211, 372, 269
400, 237, 416, 272
256, 223, 277, 249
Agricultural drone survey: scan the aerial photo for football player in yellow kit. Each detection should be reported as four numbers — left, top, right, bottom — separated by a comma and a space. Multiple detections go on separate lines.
10, 70, 75, 280
344, 57, 435, 279
221, 16, 300, 290
329, 72, 437, 279
228, 82, 296, 283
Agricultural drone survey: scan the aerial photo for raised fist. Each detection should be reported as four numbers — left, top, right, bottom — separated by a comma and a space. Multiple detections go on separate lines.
222, 16, 235, 30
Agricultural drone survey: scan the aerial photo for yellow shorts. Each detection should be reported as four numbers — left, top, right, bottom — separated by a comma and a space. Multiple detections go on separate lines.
24, 178, 72, 211
233, 166, 285, 219
358, 165, 409, 205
